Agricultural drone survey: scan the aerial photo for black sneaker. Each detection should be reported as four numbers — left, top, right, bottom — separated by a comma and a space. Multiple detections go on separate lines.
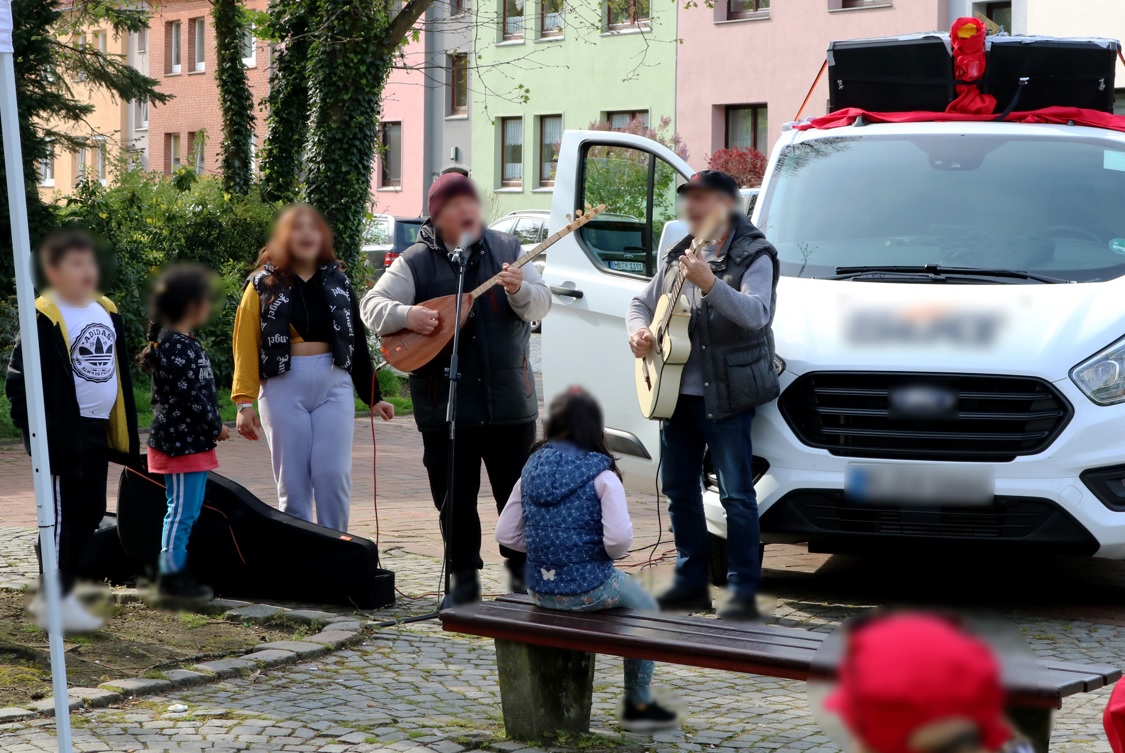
439, 569, 481, 609
156, 569, 214, 607
656, 582, 712, 612
717, 593, 760, 622
621, 700, 679, 733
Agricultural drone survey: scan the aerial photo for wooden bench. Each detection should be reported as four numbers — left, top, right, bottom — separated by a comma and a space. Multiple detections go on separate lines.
440, 596, 1121, 752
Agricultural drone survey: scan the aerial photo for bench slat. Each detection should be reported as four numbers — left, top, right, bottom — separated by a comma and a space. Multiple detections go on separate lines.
442, 601, 1120, 707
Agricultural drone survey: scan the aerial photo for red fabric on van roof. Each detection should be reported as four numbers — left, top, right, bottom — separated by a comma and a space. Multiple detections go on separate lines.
795, 106, 1125, 134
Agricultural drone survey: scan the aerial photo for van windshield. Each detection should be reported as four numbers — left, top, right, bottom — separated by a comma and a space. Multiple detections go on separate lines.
759, 134, 1125, 283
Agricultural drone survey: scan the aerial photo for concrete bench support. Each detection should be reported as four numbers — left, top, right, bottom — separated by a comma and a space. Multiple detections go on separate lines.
495, 639, 594, 740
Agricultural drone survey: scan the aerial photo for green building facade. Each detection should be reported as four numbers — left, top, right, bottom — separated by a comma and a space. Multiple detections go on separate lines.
470, 0, 679, 221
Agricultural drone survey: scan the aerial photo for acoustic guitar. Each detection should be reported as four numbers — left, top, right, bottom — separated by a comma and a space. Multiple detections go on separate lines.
634, 207, 727, 420
380, 204, 607, 372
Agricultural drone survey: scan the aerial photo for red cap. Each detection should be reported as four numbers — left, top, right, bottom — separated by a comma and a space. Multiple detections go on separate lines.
428, 172, 479, 219
826, 615, 1012, 753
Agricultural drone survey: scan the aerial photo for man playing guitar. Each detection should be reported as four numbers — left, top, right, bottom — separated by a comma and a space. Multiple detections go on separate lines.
627, 170, 780, 621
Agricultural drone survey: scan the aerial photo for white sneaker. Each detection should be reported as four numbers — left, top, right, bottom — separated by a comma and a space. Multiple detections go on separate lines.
27, 593, 44, 619
53, 594, 103, 634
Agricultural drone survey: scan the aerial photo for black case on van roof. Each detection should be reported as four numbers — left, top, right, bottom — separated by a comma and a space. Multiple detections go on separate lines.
827, 33, 1120, 115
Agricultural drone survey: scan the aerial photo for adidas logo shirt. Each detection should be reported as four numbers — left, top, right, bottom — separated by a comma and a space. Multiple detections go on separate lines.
56, 298, 118, 420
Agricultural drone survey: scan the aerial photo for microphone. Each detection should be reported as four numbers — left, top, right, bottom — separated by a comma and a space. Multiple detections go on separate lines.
448, 231, 474, 266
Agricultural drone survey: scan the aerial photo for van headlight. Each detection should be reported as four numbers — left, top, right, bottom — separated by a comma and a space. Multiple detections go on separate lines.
1071, 337, 1125, 405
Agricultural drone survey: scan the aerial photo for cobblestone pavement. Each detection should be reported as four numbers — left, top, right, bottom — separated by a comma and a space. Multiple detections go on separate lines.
0, 546, 1121, 752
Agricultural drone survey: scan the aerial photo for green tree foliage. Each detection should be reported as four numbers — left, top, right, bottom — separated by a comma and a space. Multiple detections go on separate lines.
211, 0, 256, 196
0, 0, 169, 296
258, 0, 312, 204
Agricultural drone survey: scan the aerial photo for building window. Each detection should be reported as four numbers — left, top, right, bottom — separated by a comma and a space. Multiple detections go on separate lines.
134, 99, 149, 131
74, 147, 88, 185
541, 0, 563, 36
728, 0, 768, 19
166, 133, 181, 173
981, 1, 1012, 32
830, 0, 892, 9
380, 122, 402, 188
136, 26, 147, 54
76, 34, 88, 81
190, 18, 205, 72
242, 27, 257, 67
451, 0, 467, 16
538, 115, 562, 187
607, 0, 649, 29
249, 139, 258, 175
95, 140, 107, 184
450, 53, 469, 115
187, 132, 204, 175
607, 110, 648, 130
500, 117, 523, 187
39, 144, 54, 187
168, 21, 182, 73
725, 104, 768, 151
93, 30, 108, 54
503, 0, 524, 40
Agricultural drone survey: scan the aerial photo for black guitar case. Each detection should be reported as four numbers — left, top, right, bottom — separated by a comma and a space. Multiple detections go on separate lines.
76, 513, 141, 586
116, 462, 395, 609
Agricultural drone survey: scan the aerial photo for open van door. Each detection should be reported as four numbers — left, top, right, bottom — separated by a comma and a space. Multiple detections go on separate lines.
544, 130, 694, 494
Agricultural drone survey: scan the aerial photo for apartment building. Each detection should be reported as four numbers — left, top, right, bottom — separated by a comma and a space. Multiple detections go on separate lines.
147, 0, 270, 178
370, 35, 429, 217
37, 21, 131, 200
470, 0, 678, 219
422, 1, 475, 190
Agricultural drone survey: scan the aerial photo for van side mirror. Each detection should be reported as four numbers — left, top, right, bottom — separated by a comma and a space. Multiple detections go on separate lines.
658, 220, 689, 257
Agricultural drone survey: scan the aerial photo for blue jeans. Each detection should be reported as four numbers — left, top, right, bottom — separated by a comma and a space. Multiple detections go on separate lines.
160, 471, 208, 575
661, 395, 761, 598
530, 570, 657, 704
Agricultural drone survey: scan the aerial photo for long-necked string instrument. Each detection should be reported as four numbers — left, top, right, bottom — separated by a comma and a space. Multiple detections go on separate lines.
380, 204, 607, 372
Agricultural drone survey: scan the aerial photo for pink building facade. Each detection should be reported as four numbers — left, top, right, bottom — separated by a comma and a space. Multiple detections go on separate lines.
676, 0, 958, 170
369, 39, 428, 218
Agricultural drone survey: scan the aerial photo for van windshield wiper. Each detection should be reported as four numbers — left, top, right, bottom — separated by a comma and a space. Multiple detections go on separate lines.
828, 264, 1070, 284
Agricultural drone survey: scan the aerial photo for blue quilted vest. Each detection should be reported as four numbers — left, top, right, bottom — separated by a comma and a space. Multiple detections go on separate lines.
521, 442, 616, 595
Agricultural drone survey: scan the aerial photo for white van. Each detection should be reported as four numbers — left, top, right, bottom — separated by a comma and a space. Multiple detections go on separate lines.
542, 121, 1125, 577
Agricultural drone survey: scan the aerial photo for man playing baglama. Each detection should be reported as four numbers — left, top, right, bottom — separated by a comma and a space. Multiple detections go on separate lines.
361, 173, 551, 607
627, 170, 779, 621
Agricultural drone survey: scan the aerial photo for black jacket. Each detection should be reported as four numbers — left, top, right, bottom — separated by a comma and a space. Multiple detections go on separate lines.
5, 295, 140, 475
401, 222, 538, 431
148, 331, 224, 457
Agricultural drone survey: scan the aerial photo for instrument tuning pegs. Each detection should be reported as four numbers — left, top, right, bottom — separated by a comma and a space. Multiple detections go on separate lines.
565, 213, 572, 221
576, 209, 584, 217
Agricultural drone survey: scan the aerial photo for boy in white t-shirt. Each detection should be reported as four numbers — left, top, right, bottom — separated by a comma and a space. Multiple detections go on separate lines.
5, 230, 139, 633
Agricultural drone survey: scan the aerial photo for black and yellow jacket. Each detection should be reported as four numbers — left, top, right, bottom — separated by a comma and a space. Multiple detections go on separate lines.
5, 294, 140, 475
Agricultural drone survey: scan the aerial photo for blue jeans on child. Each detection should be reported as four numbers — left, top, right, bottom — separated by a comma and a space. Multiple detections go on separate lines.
660, 395, 761, 598
160, 471, 208, 575
530, 569, 657, 705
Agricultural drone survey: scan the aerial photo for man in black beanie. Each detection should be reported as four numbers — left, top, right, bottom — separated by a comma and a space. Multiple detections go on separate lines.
361, 175, 551, 606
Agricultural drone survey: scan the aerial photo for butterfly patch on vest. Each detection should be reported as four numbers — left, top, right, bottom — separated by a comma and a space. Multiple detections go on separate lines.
71, 322, 116, 383
539, 568, 556, 581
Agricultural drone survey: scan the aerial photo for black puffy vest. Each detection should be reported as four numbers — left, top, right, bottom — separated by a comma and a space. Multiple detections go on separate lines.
402, 226, 537, 431
662, 213, 781, 420
251, 263, 355, 378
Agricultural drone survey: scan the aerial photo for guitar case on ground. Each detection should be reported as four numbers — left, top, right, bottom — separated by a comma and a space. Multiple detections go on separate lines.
116, 462, 395, 609
76, 513, 140, 586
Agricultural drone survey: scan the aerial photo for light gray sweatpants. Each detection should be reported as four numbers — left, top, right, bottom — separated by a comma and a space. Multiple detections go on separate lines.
259, 354, 355, 531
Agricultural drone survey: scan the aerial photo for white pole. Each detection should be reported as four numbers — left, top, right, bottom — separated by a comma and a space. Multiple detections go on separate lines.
0, 1, 75, 749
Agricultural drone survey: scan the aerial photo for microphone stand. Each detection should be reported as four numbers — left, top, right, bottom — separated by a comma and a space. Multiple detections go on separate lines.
441, 243, 470, 601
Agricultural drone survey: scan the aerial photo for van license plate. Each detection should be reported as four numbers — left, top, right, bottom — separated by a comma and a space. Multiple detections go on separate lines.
610, 261, 645, 272
845, 464, 994, 506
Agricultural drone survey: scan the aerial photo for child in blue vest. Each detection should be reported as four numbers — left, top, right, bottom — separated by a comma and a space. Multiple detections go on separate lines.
496, 388, 679, 733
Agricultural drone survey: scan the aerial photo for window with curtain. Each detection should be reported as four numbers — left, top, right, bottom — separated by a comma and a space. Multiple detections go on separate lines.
381, 122, 403, 188
983, 1, 1012, 32
607, 110, 648, 130
96, 142, 107, 183
450, 53, 469, 114
39, 144, 54, 187
167, 133, 181, 173
606, 0, 649, 29
136, 26, 147, 54
728, 0, 768, 19
169, 22, 182, 73
242, 27, 257, 66
74, 147, 88, 184
134, 99, 149, 130
503, 0, 524, 39
539, 115, 562, 186
725, 105, 768, 151
541, 0, 563, 36
501, 117, 523, 187
192, 18, 205, 71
